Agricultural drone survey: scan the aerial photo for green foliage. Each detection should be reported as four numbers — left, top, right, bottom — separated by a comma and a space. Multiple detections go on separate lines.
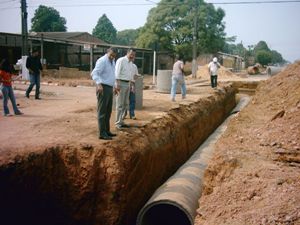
135, 0, 226, 61
115, 29, 140, 46
271, 50, 283, 64
31, 5, 67, 32
92, 14, 117, 44
255, 50, 272, 66
254, 41, 270, 52
223, 39, 285, 65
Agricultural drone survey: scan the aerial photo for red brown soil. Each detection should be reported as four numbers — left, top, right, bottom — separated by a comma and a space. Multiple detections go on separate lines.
195, 62, 300, 225
1, 66, 297, 225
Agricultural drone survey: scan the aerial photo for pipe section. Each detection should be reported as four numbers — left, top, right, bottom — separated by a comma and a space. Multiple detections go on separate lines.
266, 66, 284, 76
136, 96, 251, 225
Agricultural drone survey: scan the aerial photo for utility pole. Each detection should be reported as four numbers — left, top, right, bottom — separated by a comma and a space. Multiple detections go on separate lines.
192, 0, 199, 78
21, 0, 28, 56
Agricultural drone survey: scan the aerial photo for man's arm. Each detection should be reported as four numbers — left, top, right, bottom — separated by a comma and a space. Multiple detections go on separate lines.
91, 58, 105, 84
114, 58, 122, 92
91, 58, 105, 94
26, 57, 33, 74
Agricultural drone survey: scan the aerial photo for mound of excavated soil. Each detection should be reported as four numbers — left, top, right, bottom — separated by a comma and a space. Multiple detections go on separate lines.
195, 62, 300, 225
196, 64, 239, 79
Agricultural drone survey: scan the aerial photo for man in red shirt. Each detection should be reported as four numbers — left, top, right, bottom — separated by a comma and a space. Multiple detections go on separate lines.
0, 59, 23, 116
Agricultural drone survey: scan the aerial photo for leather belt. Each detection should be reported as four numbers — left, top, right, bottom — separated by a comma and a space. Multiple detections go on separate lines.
119, 79, 130, 82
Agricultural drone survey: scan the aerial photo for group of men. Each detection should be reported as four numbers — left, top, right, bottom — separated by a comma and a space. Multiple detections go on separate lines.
170, 55, 221, 101
22, 47, 220, 141
91, 47, 139, 140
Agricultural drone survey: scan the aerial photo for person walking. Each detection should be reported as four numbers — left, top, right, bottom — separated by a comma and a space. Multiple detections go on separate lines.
170, 55, 186, 102
0, 59, 23, 116
115, 48, 136, 129
91, 47, 118, 140
208, 57, 221, 89
25, 48, 43, 99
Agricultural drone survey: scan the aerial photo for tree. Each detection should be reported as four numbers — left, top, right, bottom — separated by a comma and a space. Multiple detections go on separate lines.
115, 29, 140, 46
31, 5, 67, 32
92, 14, 117, 44
271, 50, 283, 64
255, 50, 272, 66
135, 0, 226, 61
254, 41, 270, 53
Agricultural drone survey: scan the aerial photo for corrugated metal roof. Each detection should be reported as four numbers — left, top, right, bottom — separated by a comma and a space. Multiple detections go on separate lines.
33, 32, 107, 45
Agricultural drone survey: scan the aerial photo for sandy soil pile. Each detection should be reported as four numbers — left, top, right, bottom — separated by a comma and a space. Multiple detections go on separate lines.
196, 64, 239, 79
195, 62, 300, 225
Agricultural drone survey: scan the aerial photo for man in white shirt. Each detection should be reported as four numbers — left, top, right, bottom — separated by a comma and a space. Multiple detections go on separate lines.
91, 47, 117, 140
115, 48, 136, 129
208, 57, 221, 89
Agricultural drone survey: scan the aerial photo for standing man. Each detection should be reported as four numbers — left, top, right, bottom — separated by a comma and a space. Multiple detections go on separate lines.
128, 63, 139, 120
208, 57, 221, 89
25, 48, 43, 99
115, 48, 136, 129
170, 54, 186, 102
91, 47, 117, 140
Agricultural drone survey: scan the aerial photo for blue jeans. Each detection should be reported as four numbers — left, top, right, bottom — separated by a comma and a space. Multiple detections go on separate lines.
171, 75, 186, 99
26, 73, 40, 98
1, 85, 21, 115
129, 91, 136, 118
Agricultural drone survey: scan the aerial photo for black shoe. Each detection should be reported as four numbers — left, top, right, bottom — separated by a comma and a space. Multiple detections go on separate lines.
35, 97, 42, 100
99, 135, 112, 140
25, 94, 29, 98
121, 124, 130, 128
107, 132, 117, 137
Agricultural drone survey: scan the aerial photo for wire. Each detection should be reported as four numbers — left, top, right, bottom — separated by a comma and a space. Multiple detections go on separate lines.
0, 0, 18, 3
210, 0, 300, 5
1, 0, 299, 10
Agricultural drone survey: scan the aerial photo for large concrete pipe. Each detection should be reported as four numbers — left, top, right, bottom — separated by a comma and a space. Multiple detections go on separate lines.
156, 70, 181, 93
266, 66, 284, 76
136, 96, 251, 225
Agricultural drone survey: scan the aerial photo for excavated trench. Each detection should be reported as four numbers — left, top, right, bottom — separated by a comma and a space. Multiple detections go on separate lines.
0, 84, 253, 225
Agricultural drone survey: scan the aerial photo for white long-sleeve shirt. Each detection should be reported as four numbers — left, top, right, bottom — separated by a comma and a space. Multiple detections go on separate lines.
115, 56, 133, 81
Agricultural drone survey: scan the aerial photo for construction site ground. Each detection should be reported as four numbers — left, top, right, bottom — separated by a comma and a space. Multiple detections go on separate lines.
0, 64, 299, 225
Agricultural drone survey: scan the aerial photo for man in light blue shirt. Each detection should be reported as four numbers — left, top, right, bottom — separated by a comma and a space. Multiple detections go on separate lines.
91, 47, 117, 140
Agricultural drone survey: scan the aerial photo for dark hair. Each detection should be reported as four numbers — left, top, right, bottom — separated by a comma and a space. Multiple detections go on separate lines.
0, 58, 12, 73
175, 54, 183, 60
107, 47, 118, 54
31, 48, 39, 54
127, 48, 136, 53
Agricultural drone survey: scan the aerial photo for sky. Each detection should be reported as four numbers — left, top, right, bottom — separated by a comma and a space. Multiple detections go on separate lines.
0, 0, 299, 62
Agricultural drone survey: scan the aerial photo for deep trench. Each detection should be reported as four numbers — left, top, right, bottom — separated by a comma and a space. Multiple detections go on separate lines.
0, 84, 253, 225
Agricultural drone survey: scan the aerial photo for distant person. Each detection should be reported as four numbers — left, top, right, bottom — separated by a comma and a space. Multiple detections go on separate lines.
115, 48, 136, 129
170, 54, 186, 102
0, 59, 23, 116
91, 47, 118, 140
25, 48, 43, 99
208, 57, 221, 89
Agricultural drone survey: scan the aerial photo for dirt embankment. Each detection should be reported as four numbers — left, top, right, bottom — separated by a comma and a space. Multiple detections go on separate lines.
195, 62, 300, 225
0, 85, 236, 225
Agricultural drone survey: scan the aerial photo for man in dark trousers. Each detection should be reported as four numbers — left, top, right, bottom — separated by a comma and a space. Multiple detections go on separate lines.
91, 47, 117, 140
25, 48, 43, 99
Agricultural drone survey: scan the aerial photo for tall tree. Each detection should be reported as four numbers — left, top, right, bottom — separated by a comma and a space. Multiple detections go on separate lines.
255, 50, 272, 66
31, 5, 67, 32
254, 41, 270, 52
92, 14, 117, 44
115, 29, 140, 46
135, 0, 226, 61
